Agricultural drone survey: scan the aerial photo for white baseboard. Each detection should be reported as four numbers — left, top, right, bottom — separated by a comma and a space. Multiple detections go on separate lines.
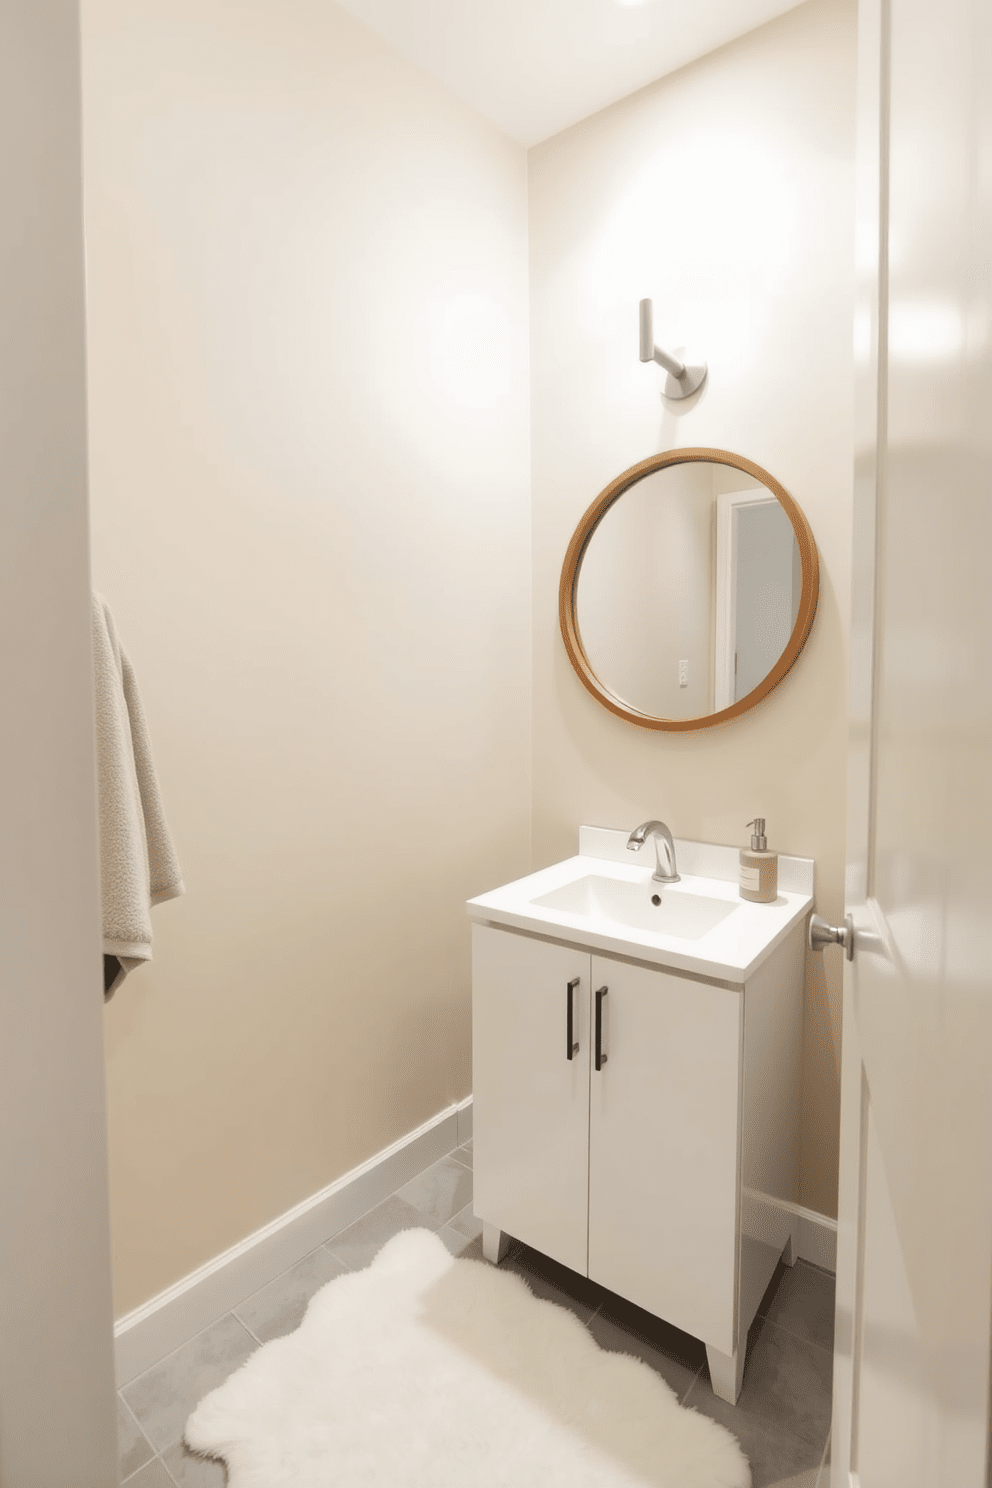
744, 1188, 838, 1275
795, 1202, 838, 1273
114, 1093, 831, 1390
114, 1094, 473, 1387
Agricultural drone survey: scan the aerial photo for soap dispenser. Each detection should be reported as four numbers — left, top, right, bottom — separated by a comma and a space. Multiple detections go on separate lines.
739, 819, 778, 903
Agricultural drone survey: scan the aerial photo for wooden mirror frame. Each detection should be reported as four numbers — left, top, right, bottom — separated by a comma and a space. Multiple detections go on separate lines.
559, 448, 819, 732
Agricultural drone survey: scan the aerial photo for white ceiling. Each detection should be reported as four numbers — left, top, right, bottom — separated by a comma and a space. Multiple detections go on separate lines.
335, 0, 810, 146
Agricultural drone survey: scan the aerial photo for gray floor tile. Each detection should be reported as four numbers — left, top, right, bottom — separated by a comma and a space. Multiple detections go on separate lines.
124, 1459, 176, 1488
118, 1394, 155, 1480
816, 1432, 831, 1485
760, 1467, 821, 1488
760, 1260, 836, 1354
234, 1246, 348, 1344
587, 1290, 707, 1403
447, 1201, 483, 1241
324, 1193, 439, 1271
682, 1395, 822, 1488
685, 1314, 832, 1460
437, 1224, 486, 1261
500, 1243, 607, 1325
113, 1145, 838, 1488
162, 1438, 228, 1486
586, 1311, 702, 1405
734, 1314, 833, 1449
395, 1154, 474, 1225
121, 1313, 257, 1454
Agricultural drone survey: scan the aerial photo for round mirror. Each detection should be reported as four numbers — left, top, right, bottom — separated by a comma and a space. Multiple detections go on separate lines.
559, 448, 818, 731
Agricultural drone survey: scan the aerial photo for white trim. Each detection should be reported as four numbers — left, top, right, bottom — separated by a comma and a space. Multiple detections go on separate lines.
796, 1204, 838, 1274
114, 1094, 473, 1387
742, 1187, 838, 1274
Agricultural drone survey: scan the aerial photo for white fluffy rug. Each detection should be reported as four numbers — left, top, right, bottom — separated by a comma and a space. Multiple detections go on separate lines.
185, 1228, 751, 1487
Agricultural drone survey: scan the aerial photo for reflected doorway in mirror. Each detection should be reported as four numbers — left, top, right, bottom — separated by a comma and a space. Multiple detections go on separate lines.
714, 489, 803, 710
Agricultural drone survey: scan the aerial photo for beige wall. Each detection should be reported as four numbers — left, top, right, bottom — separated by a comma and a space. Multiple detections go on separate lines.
81, 0, 532, 1315
82, 0, 855, 1315
528, 0, 856, 1217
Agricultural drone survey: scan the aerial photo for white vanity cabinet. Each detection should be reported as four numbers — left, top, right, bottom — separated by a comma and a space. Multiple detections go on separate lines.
471, 908, 808, 1406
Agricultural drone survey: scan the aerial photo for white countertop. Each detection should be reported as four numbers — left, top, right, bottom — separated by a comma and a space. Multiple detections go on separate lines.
466, 828, 814, 983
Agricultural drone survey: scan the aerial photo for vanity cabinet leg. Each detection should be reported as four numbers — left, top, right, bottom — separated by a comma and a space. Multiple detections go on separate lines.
706, 1343, 746, 1405
482, 1222, 511, 1265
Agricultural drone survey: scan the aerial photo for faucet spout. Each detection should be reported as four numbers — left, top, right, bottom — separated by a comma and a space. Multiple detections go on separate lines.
626, 820, 680, 883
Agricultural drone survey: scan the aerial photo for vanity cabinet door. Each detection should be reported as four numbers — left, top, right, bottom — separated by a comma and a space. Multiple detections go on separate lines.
472, 925, 590, 1276
587, 957, 742, 1353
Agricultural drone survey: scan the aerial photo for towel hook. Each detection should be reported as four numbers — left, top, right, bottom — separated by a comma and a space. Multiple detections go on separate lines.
639, 299, 707, 400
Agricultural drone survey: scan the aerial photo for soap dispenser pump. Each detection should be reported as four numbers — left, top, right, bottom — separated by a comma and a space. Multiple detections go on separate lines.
739, 818, 778, 903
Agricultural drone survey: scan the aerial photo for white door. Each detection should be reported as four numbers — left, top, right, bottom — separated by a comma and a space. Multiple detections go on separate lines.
831, 1, 992, 1484
586, 956, 740, 1354
471, 926, 590, 1274
0, 3, 120, 1483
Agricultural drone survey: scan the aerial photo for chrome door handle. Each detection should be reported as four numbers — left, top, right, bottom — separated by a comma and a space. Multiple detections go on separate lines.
809, 913, 854, 960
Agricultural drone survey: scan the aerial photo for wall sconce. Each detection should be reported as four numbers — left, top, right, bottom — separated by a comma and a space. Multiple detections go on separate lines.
639, 299, 707, 400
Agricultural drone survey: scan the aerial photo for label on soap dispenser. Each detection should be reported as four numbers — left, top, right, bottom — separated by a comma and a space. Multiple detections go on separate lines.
740, 865, 760, 891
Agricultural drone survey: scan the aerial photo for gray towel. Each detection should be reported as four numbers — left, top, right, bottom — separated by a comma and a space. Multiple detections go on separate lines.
92, 593, 184, 999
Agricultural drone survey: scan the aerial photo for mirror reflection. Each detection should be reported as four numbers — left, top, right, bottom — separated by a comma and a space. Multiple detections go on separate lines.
570, 456, 813, 726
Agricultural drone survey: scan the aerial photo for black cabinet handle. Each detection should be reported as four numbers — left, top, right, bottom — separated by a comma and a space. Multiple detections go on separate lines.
595, 985, 608, 1071
566, 977, 579, 1059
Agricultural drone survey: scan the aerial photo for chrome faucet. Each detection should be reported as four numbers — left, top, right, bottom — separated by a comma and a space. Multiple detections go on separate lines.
627, 820, 680, 883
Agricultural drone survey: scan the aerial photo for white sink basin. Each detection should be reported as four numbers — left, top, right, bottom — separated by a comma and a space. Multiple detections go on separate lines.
531, 875, 737, 940
466, 827, 815, 981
